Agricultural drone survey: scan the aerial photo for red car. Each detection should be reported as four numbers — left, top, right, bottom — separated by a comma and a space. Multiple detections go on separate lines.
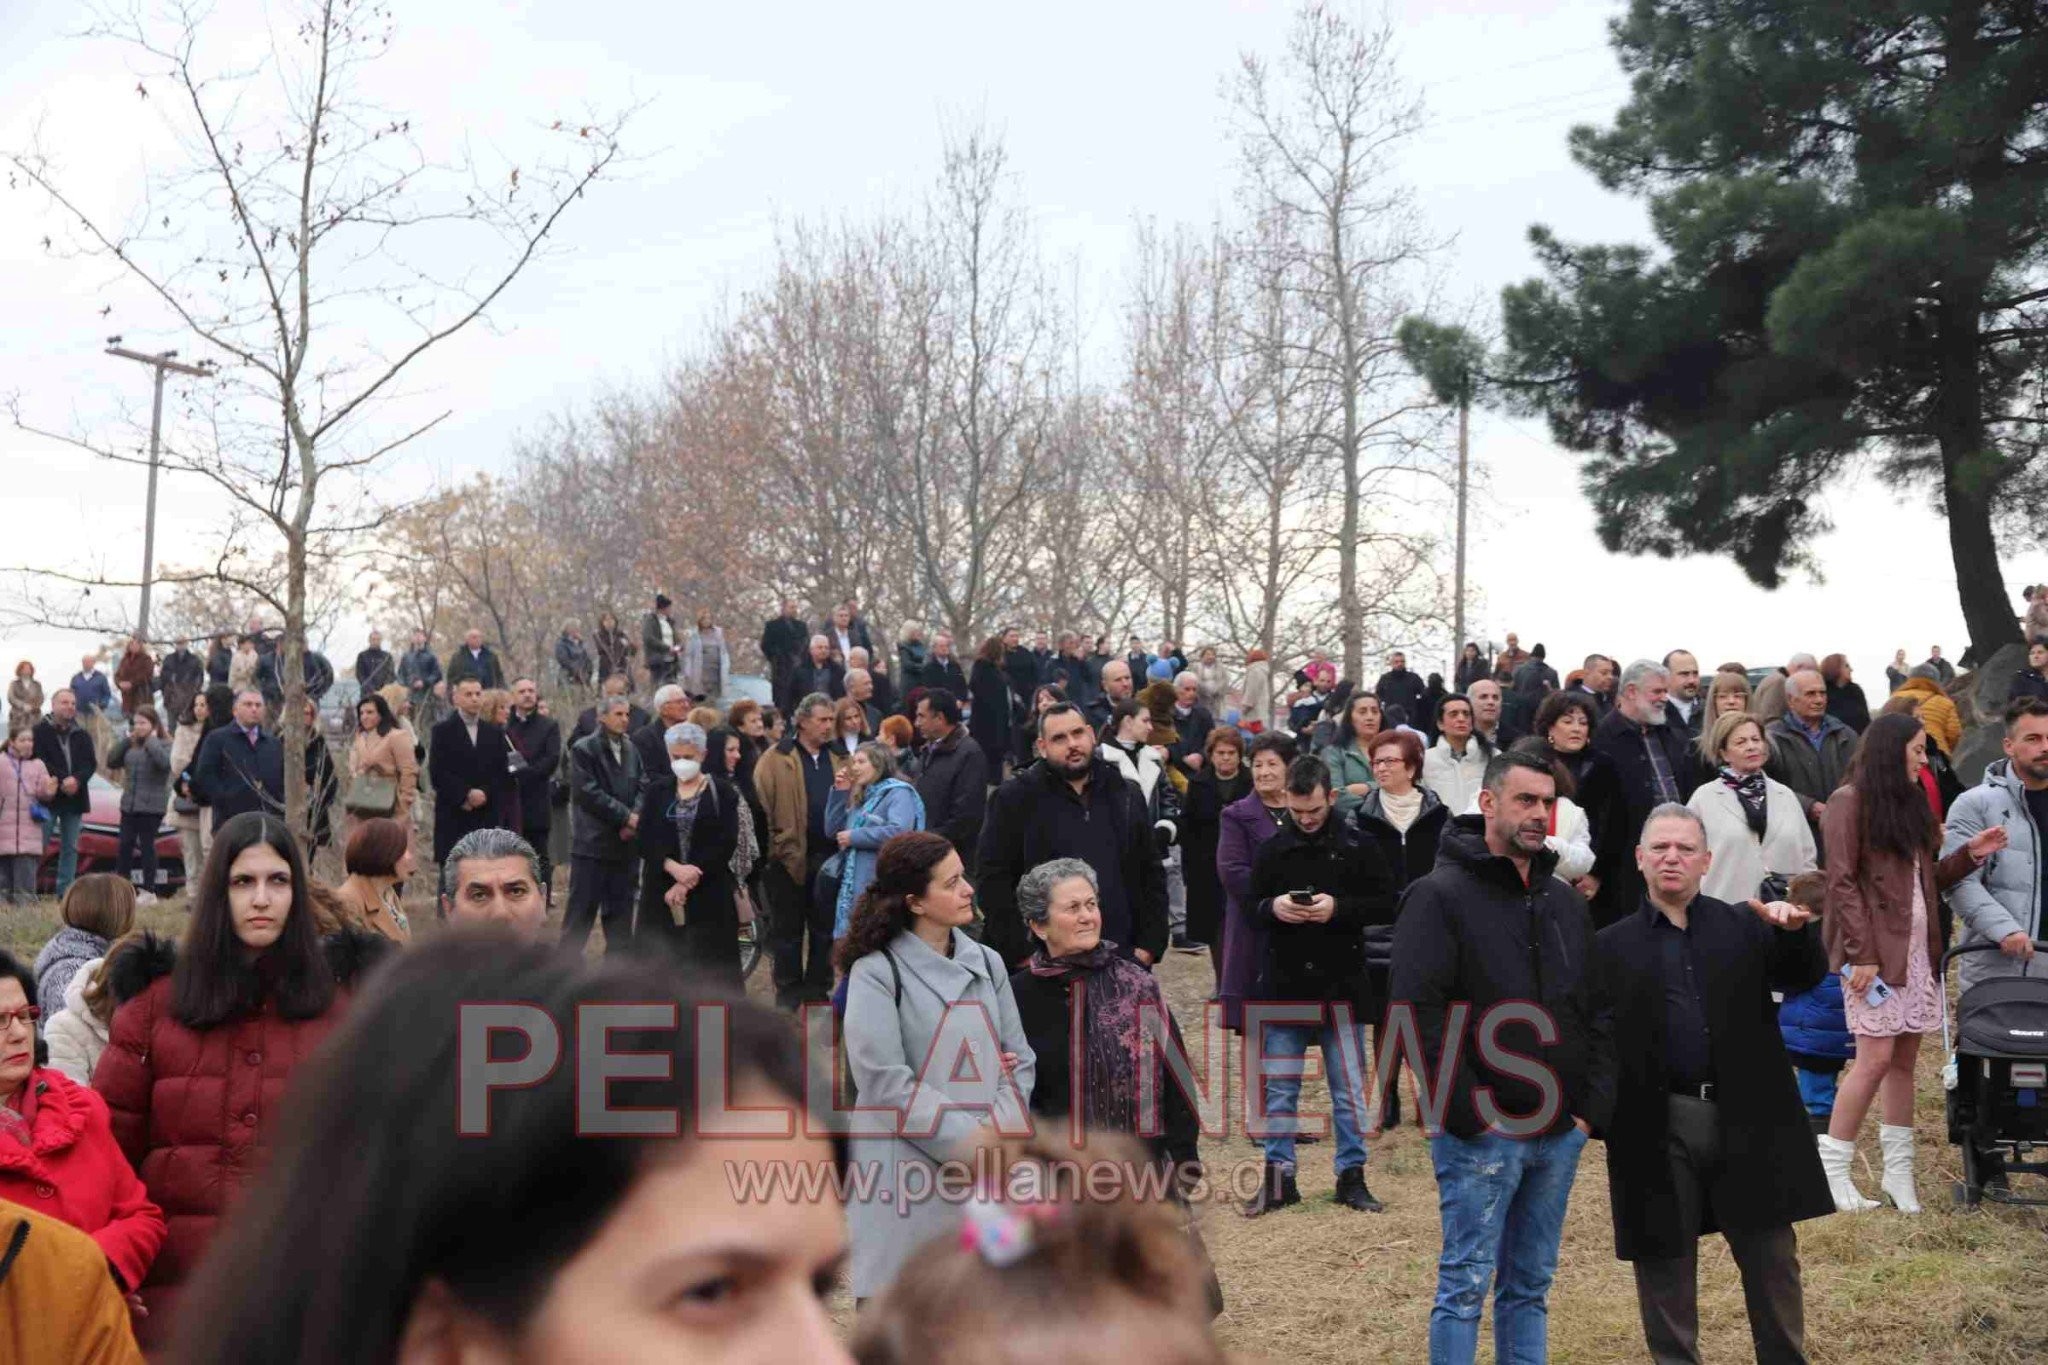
37, 775, 186, 895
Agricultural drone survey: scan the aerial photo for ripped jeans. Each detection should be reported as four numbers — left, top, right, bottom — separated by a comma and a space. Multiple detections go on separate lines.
1426, 1125, 1588, 1365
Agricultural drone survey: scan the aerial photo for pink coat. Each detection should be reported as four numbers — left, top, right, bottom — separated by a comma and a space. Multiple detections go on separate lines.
0, 755, 53, 857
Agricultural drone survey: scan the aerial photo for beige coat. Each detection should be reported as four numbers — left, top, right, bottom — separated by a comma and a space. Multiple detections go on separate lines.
348, 725, 419, 819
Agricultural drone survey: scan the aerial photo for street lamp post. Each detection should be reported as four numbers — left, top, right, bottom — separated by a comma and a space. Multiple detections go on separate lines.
105, 345, 214, 640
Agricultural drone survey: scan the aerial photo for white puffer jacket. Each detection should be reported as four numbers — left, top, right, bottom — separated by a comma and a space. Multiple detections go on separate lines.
43, 956, 110, 1085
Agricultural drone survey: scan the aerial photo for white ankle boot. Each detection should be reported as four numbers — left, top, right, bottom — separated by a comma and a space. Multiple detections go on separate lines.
1880, 1125, 1922, 1214
1817, 1134, 1879, 1212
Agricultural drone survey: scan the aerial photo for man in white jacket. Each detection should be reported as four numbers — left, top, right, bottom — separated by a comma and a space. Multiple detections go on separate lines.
1423, 694, 1490, 814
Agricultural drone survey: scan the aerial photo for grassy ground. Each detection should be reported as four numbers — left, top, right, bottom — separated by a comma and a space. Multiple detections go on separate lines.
10, 893, 2045, 1363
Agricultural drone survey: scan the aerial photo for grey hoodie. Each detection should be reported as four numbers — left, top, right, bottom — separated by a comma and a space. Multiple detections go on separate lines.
108, 732, 173, 816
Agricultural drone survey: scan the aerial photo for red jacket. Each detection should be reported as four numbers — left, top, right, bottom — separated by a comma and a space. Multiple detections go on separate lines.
0, 1067, 165, 1293
92, 931, 386, 1348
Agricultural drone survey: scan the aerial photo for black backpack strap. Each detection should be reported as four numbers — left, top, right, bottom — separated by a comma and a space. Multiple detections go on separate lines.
884, 947, 903, 1005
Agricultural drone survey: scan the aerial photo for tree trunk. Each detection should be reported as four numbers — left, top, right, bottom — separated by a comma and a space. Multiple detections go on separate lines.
1935, 285, 2019, 663
281, 528, 309, 845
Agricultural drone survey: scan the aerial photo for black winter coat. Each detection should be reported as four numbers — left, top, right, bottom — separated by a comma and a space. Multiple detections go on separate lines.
1180, 768, 1250, 943
1591, 709, 1699, 926
1249, 820, 1399, 1012
913, 727, 988, 860
1373, 668, 1428, 726
445, 646, 505, 692
426, 715, 511, 863
352, 648, 395, 693
1388, 816, 1613, 1140
1589, 897, 1834, 1260
789, 659, 845, 704
920, 657, 969, 703
635, 774, 742, 980
30, 720, 97, 816
504, 710, 562, 835
968, 660, 1013, 774
159, 649, 206, 719
1352, 787, 1451, 984
1009, 964, 1201, 1171
975, 757, 1169, 968
191, 725, 284, 831
569, 731, 643, 862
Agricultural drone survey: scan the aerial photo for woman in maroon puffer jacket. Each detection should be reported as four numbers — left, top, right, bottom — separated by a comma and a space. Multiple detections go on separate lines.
94, 812, 389, 1350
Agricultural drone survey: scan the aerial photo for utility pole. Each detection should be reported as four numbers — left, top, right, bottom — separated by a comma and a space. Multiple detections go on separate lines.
1453, 395, 1468, 677
105, 345, 215, 640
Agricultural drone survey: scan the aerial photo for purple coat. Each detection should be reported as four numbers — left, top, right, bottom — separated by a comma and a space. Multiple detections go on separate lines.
1217, 791, 1286, 1031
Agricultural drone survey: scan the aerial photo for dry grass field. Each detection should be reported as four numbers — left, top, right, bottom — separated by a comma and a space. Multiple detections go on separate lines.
9, 890, 2044, 1364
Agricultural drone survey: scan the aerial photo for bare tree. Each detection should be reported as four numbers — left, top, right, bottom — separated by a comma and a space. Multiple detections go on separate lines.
1230, 1, 1448, 677
5, 0, 626, 837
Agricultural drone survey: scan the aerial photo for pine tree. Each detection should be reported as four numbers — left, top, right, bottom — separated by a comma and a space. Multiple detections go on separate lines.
1499, 1, 2048, 658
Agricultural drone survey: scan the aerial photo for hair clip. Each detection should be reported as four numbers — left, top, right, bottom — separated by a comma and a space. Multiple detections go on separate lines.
959, 1194, 1058, 1268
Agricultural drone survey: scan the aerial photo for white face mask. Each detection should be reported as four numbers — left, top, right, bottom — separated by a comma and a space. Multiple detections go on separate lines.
671, 758, 702, 782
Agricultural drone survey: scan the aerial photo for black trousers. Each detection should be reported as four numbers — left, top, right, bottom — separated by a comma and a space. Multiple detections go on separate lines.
1632, 1094, 1808, 1365
562, 855, 636, 955
115, 810, 160, 890
764, 854, 831, 1010
520, 816, 554, 902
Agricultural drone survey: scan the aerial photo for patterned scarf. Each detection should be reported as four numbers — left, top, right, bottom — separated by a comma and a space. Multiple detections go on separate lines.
1025, 942, 1165, 1135
1719, 766, 1770, 840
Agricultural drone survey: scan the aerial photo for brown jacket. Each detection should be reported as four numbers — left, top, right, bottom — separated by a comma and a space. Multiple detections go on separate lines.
1821, 785, 1977, 986
751, 738, 846, 881
114, 650, 155, 716
0, 1198, 145, 1364
332, 876, 411, 943
348, 725, 420, 819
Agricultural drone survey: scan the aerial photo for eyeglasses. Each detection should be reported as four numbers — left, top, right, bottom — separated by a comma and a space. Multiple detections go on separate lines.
0, 1006, 41, 1031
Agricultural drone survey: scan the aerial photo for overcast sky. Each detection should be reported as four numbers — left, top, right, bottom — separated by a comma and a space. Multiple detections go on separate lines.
3, 0, 2041, 691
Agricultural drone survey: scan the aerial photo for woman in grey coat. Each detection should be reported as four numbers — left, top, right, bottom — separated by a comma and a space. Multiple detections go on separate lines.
107, 703, 172, 896
837, 830, 1035, 1302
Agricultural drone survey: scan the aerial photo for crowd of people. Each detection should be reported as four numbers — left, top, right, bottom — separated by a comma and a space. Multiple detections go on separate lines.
5, 589, 2048, 1364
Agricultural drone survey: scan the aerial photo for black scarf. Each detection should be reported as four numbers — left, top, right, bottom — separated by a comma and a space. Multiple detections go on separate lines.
1719, 766, 1769, 839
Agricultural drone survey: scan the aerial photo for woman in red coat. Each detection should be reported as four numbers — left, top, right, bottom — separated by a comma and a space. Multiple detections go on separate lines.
94, 812, 388, 1349
0, 949, 164, 1300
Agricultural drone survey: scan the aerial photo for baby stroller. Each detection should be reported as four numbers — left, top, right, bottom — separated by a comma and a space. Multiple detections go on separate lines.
1943, 940, 2048, 1207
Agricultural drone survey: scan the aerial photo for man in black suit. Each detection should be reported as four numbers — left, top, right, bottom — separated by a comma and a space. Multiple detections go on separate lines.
1588, 804, 1830, 1365
192, 689, 285, 833
504, 677, 563, 898
428, 677, 511, 865
565, 694, 644, 954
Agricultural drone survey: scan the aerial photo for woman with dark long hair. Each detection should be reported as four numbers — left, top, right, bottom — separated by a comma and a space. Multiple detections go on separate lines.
968, 635, 1014, 777
348, 689, 419, 827
1816, 713, 2006, 1214
593, 608, 635, 684
169, 935, 843, 1364
1320, 690, 1383, 815
838, 831, 1034, 1303
93, 812, 388, 1347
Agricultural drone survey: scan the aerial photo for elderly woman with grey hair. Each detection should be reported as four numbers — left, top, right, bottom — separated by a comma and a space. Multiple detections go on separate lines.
826, 741, 925, 938
1007, 858, 1203, 1188
634, 721, 744, 988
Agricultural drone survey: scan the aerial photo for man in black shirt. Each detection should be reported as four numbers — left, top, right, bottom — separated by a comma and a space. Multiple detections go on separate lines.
1589, 804, 1831, 1365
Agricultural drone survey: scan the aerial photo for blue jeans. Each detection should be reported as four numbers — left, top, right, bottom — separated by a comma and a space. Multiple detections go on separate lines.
1794, 1065, 1837, 1119
1427, 1125, 1588, 1365
1257, 1020, 1370, 1174
53, 809, 84, 896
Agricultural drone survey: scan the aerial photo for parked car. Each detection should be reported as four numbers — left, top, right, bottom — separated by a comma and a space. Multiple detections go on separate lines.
38, 774, 185, 894
717, 673, 774, 708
